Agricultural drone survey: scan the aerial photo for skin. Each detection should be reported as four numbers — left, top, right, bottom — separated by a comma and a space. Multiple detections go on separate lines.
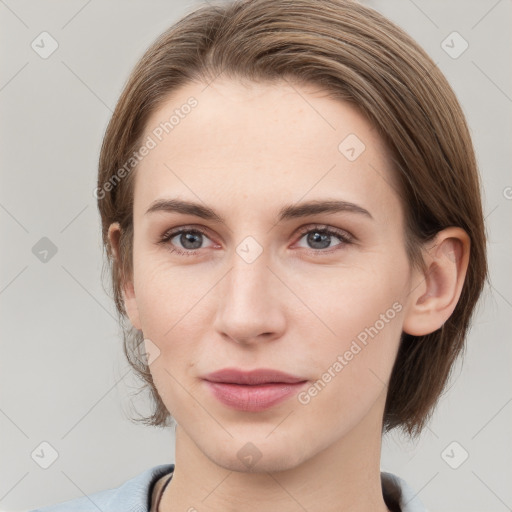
108, 78, 470, 512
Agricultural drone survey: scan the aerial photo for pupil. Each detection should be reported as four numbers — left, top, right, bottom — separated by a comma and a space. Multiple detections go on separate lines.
182, 232, 202, 249
308, 231, 330, 249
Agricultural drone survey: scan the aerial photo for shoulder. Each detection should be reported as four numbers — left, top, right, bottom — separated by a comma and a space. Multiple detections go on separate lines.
381, 471, 428, 512
28, 463, 175, 512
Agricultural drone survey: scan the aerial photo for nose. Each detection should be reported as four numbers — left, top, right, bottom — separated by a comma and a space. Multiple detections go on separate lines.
213, 251, 287, 346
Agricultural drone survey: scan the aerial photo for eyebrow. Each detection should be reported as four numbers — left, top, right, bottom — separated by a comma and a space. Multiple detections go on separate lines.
144, 198, 373, 223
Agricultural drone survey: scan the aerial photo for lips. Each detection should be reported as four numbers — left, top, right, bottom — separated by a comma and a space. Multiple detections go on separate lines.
203, 367, 306, 385
202, 368, 308, 412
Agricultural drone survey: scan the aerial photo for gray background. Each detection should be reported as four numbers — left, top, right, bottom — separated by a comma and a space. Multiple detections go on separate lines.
0, 1, 510, 511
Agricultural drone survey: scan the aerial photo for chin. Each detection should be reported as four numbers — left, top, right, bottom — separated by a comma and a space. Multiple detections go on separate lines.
202, 434, 311, 474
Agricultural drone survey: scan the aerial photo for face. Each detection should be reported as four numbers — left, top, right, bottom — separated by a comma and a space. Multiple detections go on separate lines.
119, 78, 417, 472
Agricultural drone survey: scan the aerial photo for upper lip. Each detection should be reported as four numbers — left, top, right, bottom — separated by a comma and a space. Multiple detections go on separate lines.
203, 368, 307, 385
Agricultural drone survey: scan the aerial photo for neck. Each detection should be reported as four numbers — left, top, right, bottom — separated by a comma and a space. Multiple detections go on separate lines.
160, 402, 391, 512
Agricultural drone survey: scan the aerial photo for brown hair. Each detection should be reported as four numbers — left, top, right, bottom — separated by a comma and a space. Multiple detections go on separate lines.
97, 0, 487, 437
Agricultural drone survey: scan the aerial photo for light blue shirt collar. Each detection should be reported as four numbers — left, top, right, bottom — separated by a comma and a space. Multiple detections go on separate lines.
31, 464, 427, 512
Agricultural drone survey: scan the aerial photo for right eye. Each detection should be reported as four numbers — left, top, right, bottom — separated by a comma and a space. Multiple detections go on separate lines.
159, 227, 215, 256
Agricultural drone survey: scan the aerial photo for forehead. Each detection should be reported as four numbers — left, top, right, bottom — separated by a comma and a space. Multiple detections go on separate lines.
133, 78, 402, 223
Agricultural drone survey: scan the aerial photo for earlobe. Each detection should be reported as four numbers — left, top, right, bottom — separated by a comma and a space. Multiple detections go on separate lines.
107, 222, 142, 331
403, 227, 470, 336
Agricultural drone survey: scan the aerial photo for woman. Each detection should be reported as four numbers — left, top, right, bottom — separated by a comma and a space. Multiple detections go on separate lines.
31, 0, 487, 510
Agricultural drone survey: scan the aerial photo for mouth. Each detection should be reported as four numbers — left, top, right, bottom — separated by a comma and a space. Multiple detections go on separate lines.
202, 367, 308, 412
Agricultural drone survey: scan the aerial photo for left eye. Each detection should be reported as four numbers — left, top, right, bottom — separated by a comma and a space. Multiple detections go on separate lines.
295, 226, 350, 251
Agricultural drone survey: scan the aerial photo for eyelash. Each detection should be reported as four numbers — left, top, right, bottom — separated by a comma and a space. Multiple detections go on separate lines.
158, 224, 354, 257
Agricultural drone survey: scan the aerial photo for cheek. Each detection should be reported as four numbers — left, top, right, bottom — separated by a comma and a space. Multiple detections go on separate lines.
133, 260, 207, 416
296, 253, 407, 344
295, 302, 403, 442
294, 254, 407, 403
133, 252, 202, 331
132, 255, 216, 385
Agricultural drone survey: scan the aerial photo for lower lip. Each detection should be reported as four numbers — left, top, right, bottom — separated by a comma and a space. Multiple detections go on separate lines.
204, 380, 308, 412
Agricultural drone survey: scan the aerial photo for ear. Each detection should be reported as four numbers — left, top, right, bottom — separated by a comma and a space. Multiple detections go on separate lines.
107, 222, 141, 331
403, 227, 470, 336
